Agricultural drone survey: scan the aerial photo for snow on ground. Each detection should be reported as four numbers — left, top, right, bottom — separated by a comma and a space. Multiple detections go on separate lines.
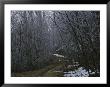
64, 67, 89, 77
53, 54, 65, 58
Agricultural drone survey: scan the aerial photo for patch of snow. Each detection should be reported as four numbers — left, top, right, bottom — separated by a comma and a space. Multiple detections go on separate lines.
64, 67, 89, 77
73, 64, 79, 67
53, 54, 65, 58
90, 72, 95, 75
89, 69, 92, 73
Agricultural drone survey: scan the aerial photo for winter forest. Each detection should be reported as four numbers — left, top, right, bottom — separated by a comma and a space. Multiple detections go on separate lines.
11, 11, 100, 77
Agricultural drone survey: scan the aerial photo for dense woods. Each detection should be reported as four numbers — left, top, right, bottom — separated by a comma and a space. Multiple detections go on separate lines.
11, 11, 100, 77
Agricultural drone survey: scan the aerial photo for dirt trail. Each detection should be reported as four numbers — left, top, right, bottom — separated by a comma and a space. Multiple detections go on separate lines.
12, 63, 63, 77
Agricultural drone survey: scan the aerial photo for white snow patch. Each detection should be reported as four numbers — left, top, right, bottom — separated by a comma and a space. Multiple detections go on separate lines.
53, 54, 65, 58
64, 67, 89, 77
90, 72, 95, 75
89, 69, 92, 73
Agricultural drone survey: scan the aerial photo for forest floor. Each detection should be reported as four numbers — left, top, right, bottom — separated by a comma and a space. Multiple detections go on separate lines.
11, 60, 99, 77
11, 63, 65, 77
